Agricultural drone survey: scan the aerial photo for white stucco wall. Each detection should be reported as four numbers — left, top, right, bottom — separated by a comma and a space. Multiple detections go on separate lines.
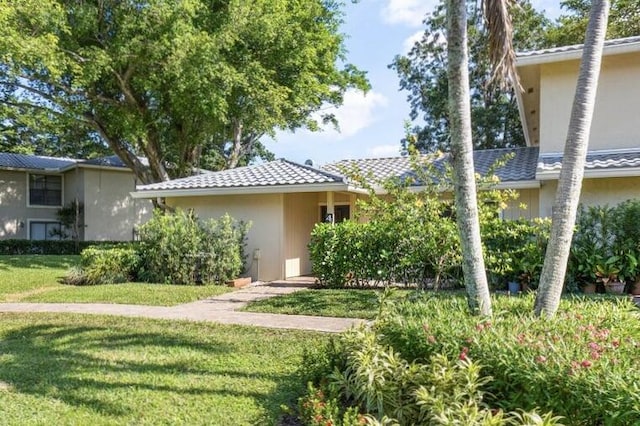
539, 176, 640, 218
166, 194, 285, 282
539, 52, 640, 153
83, 169, 152, 241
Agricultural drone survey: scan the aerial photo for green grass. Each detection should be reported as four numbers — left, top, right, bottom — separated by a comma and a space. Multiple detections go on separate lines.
0, 313, 327, 425
0, 255, 233, 306
242, 288, 411, 319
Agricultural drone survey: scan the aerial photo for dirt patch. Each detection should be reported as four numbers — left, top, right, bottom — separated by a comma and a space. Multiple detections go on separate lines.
2, 286, 62, 302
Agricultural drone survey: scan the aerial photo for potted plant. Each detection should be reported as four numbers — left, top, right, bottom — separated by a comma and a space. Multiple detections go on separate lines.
595, 255, 625, 294
620, 251, 640, 295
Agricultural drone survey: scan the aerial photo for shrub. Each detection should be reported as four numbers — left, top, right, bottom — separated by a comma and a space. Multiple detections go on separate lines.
304, 320, 563, 425
0, 239, 129, 255
138, 209, 249, 285
373, 294, 640, 424
77, 245, 141, 285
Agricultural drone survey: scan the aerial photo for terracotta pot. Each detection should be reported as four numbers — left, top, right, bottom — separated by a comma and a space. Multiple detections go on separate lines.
605, 282, 626, 295
226, 277, 252, 288
582, 283, 597, 294
631, 277, 640, 296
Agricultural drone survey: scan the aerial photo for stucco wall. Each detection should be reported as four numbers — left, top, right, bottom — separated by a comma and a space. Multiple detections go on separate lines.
283, 193, 319, 278
539, 52, 640, 153
166, 194, 284, 282
503, 188, 540, 220
83, 169, 152, 241
539, 176, 640, 218
0, 170, 65, 239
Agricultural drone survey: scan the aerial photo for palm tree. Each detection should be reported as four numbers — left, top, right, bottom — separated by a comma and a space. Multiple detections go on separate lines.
535, 0, 610, 317
446, 1, 484, 315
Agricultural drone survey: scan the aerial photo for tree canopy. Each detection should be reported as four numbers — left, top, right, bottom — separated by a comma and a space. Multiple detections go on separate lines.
0, 0, 368, 182
391, 0, 550, 154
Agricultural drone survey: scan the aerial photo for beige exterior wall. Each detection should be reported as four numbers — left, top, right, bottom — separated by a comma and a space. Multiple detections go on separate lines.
166, 194, 284, 282
539, 52, 640, 153
83, 169, 152, 241
503, 188, 539, 220
538, 176, 640, 218
0, 170, 66, 239
283, 193, 319, 278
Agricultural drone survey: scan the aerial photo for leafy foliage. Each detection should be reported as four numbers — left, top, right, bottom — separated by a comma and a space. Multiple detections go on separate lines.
0, 239, 128, 255
300, 294, 639, 425
75, 245, 141, 285
0, 0, 368, 181
390, 0, 550, 153
546, 0, 640, 47
138, 209, 249, 285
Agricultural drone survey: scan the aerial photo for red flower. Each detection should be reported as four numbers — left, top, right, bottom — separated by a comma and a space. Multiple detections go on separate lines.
535, 355, 547, 363
581, 360, 592, 368
459, 346, 469, 361
588, 342, 601, 352
590, 351, 601, 360
612, 339, 620, 348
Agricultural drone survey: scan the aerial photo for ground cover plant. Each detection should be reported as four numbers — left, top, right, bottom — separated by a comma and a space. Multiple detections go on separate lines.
299, 293, 640, 425
0, 255, 232, 306
0, 313, 328, 425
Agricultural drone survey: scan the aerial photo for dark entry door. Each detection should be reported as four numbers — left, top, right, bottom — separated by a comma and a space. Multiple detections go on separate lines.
320, 205, 350, 223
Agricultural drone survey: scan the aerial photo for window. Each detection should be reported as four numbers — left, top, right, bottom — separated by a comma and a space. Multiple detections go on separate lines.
29, 174, 62, 206
29, 221, 62, 240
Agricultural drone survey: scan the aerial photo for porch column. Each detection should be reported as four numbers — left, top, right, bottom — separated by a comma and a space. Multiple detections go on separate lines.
326, 191, 335, 224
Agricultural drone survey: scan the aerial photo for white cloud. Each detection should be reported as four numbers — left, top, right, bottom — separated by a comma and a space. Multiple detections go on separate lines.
381, 0, 436, 27
317, 89, 388, 139
402, 30, 424, 53
368, 144, 402, 158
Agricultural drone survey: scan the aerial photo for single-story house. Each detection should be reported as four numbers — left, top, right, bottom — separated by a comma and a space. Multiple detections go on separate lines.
0, 153, 152, 241
131, 36, 640, 282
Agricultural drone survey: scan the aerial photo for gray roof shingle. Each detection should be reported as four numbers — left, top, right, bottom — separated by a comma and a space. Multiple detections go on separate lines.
323, 147, 539, 186
136, 159, 346, 191
538, 149, 640, 173
517, 35, 640, 59
0, 152, 76, 171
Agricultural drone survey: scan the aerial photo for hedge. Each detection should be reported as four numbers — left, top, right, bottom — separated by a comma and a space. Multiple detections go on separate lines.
0, 239, 133, 255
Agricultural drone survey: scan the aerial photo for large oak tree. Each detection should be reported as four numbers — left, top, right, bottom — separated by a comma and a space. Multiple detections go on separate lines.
0, 0, 368, 181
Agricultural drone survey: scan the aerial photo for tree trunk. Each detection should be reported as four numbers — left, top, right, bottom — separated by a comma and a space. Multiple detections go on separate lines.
447, 0, 492, 316
534, 0, 610, 317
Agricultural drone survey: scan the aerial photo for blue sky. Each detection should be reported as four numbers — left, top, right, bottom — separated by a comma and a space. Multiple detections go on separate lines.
263, 0, 563, 166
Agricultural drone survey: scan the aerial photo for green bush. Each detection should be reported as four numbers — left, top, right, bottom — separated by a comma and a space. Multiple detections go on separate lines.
78, 245, 141, 285
0, 239, 129, 255
301, 312, 564, 425
372, 294, 640, 424
138, 209, 249, 285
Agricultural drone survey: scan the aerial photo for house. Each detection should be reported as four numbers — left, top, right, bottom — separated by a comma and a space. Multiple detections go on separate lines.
0, 153, 152, 241
131, 36, 640, 282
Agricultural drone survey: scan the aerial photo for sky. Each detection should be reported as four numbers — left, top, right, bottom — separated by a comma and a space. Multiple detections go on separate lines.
263, 0, 564, 166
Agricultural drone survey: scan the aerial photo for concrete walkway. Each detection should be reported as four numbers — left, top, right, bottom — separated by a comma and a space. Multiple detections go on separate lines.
0, 277, 366, 333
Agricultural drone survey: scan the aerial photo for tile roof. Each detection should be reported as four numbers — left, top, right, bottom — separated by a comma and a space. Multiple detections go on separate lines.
517, 36, 640, 59
0, 152, 146, 172
136, 159, 346, 191
0, 152, 76, 171
323, 147, 539, 186
538, 149, 640, 173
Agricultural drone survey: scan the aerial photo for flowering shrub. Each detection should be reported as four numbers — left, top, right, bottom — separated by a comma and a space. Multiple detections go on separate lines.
374, 293, 640, 424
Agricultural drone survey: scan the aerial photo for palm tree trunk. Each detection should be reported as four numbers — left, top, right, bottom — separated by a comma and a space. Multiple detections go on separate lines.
447, 0, 492, 316
534, 0, 610, 317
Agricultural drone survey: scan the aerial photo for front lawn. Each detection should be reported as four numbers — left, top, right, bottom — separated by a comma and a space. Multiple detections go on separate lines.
242, 288, 411, 319
0, 313, 327, 425
0, 255, 232, 306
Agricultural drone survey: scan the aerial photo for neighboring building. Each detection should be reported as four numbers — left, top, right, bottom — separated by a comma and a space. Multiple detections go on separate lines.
132, 36, 640, 281
0, 153, 152, 241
